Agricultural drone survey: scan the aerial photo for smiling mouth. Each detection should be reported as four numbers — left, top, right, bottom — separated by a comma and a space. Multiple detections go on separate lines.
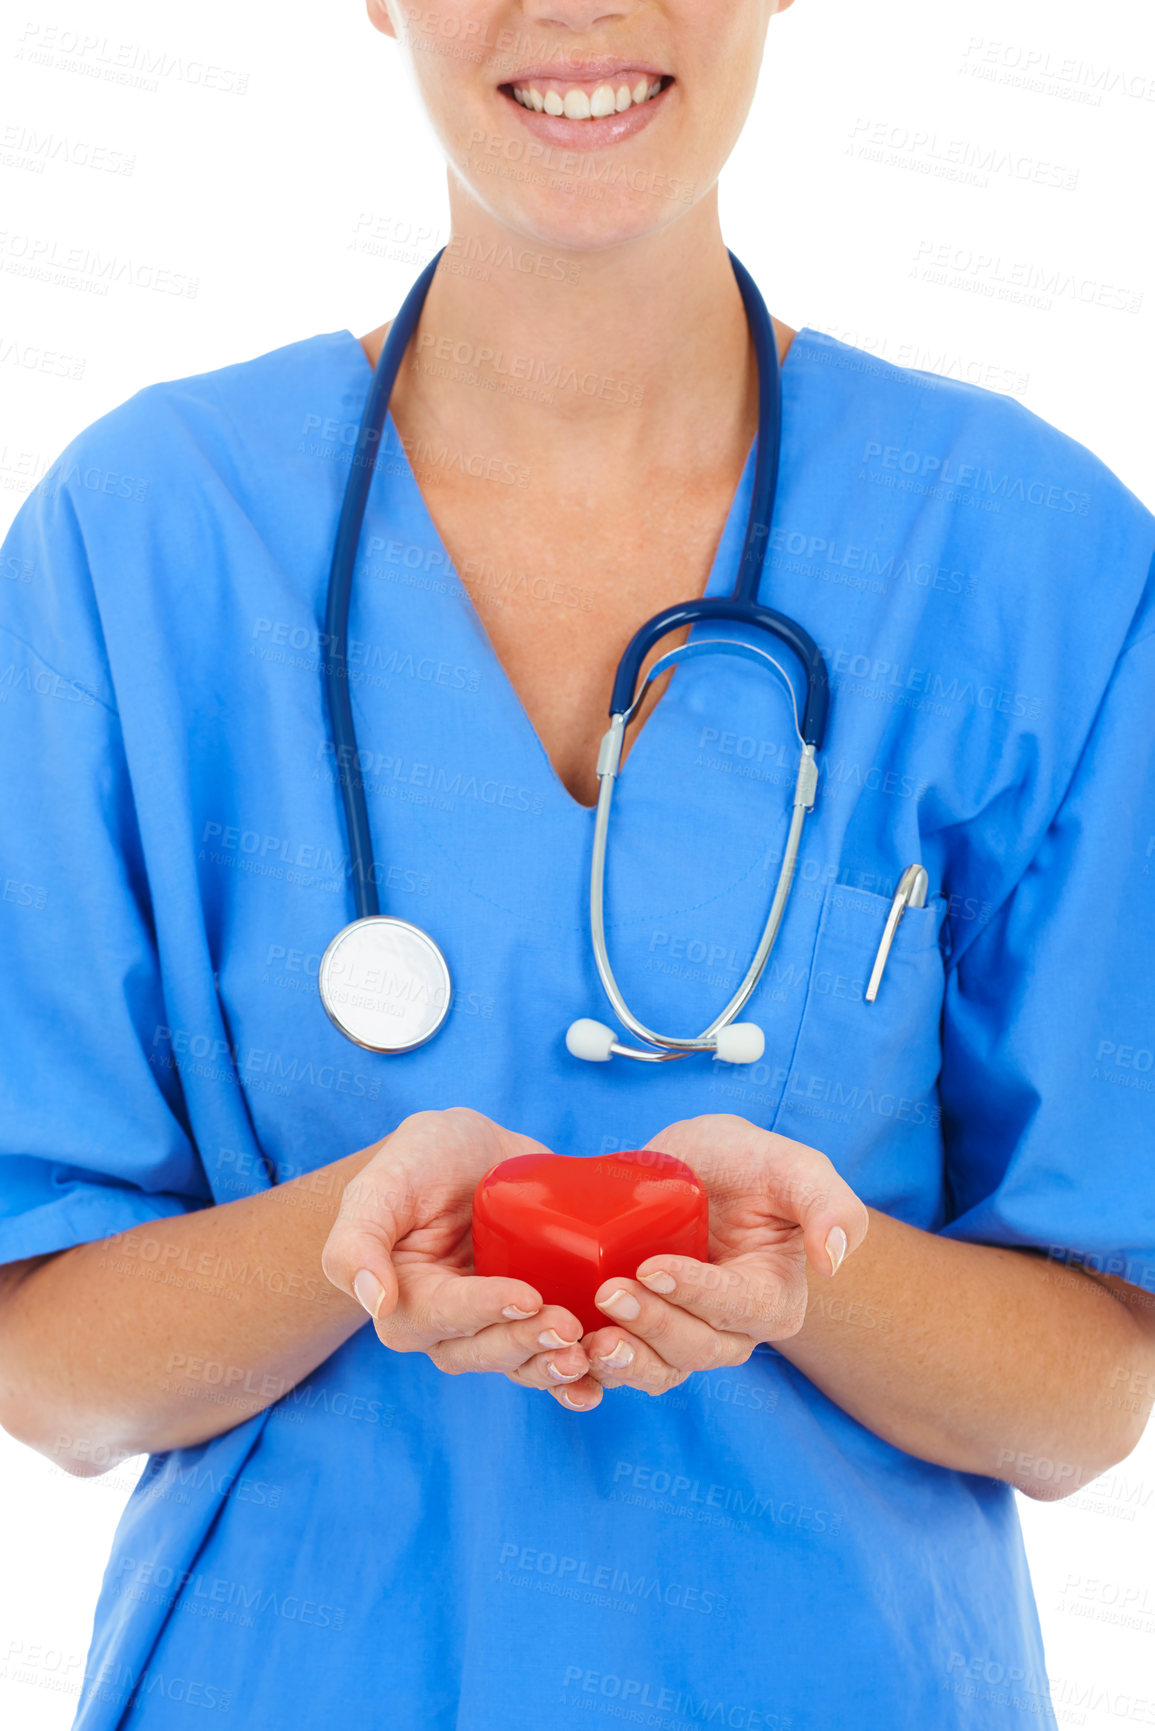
499, 74, 674, 121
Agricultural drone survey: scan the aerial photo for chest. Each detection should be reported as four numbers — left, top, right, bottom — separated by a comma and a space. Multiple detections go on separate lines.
402, 464, 745, 808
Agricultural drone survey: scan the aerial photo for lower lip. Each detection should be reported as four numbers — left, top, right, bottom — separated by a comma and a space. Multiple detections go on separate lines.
497, 81, 673, 153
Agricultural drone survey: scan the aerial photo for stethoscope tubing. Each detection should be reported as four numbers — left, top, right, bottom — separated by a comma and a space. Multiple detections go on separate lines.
323, 248, 447, 922
608, 251, 829, 750
609, 594, 829, 747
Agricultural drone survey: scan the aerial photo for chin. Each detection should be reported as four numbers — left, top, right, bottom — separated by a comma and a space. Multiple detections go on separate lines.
518, 200, 681, 256
457, 171, 694, 257
443, 93, 701, 256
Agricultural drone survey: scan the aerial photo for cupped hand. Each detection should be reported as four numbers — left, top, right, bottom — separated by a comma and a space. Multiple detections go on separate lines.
558, 1114, 870, 1410
321, 1107, 591, 1402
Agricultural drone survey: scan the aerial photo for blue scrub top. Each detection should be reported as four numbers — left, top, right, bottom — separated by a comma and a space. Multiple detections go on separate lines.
2, 315, 1155, 1731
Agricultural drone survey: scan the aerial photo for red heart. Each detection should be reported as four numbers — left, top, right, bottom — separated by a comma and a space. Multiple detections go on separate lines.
472, 1150, 708, 1335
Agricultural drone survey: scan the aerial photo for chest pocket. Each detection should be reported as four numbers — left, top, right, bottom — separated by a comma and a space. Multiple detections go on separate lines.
769, 882, 948, 1211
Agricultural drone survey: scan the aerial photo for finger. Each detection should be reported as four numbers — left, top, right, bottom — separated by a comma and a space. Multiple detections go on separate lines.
581, 1329, 680, 1397
504, 1357, 603, 1405
543, 1372, 604, 1413
380, 1265, 548, 1346
511, 1344, 592, 1387
582, 1321, 748, 1396
591, 1279, 753, 1372
633, 1252, 805, 1340
427, 1309, 588, 1377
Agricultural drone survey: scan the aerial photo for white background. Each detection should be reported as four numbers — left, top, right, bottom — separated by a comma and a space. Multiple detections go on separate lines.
2, 0, 1154, 1724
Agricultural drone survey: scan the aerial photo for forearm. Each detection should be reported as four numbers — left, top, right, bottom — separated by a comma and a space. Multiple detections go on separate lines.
0, 1145, 378, 1471
773, 1208, 1155, 1498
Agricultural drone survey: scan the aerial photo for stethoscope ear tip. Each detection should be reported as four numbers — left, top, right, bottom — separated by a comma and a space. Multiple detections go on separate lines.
712, 1022, 765, 1065
566, 1019, 618, 1063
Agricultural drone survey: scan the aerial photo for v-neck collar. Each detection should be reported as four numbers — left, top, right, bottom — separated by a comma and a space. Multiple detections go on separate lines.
337, 325, 813, 819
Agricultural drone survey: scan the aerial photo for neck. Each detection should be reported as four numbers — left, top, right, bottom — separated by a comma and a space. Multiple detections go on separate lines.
361, 184, 794, 483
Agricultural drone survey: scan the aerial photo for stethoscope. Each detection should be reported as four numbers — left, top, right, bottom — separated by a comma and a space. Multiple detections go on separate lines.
317, 248, 831, 1064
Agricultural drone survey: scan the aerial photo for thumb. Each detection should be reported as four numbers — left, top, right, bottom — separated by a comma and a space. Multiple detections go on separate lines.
789, 1164, 870, 1280
320, 1163, 412, 1319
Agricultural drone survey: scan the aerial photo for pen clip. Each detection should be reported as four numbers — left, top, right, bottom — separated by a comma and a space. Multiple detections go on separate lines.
865, 864, 929, 1004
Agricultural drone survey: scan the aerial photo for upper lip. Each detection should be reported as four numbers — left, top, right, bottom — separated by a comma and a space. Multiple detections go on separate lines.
499, 61, 670, 86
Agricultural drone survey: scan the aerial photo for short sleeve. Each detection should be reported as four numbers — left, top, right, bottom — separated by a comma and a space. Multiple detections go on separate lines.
938, 574, 1155, 1291
0, 476, 212, 1266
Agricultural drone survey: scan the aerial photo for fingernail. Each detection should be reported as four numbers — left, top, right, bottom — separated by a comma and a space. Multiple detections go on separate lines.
352, 1269, 384, 1319
825, 1227, 848, 1276
638, 1270, 676, 1295
538, 1328, 580, 1350
596, 1338, 635, 1370
599, 1289, 641, 1322
502, 1305, 539, 1320
561, 1390, 590, 1410
546, 1360, 584, 1384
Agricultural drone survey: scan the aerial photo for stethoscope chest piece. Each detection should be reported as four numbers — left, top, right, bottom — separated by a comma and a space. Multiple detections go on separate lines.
318, 916, 452, 1054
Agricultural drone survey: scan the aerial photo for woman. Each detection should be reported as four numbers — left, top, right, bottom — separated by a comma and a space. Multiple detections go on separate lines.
1, 2, 1154, 1725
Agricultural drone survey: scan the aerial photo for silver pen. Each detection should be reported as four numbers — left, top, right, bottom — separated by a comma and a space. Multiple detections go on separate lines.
865, 864, 929, 1003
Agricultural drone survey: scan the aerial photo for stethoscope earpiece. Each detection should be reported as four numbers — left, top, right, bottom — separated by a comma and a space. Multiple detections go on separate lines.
713, 1022, 765, 1065
565, 1019, 618, 1063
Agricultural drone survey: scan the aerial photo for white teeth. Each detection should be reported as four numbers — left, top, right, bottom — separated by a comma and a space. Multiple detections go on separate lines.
511, 77, 665, 119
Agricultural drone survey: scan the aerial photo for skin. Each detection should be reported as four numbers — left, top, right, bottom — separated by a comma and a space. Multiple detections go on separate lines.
360, 0, 798, 808
0, 0, 1152, 1502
